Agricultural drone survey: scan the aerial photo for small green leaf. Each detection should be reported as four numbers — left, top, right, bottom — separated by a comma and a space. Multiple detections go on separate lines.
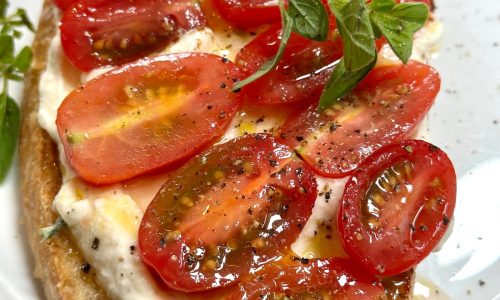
13, 46, 32, 72
16, 8, 35, 32
0, 96, 20, 183
7, 73, 23, 81
369, 0, 395, 12
318, 57, 376, 110
232, 2, 293, 91
40, 218, 67, 240
0, 34, 14, 63
369, 2, 428, 63
288, 0, 329, 41
329, 0, 377, 71
0, 0, 7, 17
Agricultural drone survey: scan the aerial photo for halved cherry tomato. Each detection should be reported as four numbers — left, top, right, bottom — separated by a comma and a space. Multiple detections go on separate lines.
138, 134, 317, 292
56, 53, 242, 185
231, 257, 386, 299
60, 0, 206, 71
338, 140, 456, 276
236, 24, 343, 105
211, 0, 282, 29
278, 61, 441, 177
53, 0, 76, 11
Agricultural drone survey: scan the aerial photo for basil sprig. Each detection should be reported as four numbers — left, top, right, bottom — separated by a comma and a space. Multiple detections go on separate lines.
233, 0, 428, 112
232, 0, 329, 91
0, 0, 34, 183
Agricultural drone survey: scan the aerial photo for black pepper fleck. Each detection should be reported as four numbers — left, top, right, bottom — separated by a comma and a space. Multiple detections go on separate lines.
81, 263, 91, 273
91, 237, 100, 250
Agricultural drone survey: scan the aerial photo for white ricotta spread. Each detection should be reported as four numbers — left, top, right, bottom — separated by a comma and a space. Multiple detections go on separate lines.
38, 18, 444, 300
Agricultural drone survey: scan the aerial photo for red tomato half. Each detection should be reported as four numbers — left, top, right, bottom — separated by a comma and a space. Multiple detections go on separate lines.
211, 0, 282, 29
231, 257, 386, 299
278, 61, 441, 177
236, 24, 343, 105
53, 0, 76, 11
139, 134, 317, 292
338, 140, 456, 276
56, 53, 242, 185
60, 0, 206, 71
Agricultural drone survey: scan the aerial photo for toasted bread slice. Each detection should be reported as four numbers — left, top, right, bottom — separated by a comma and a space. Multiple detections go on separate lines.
19, 1, 415, 299
19, 1, 110, 299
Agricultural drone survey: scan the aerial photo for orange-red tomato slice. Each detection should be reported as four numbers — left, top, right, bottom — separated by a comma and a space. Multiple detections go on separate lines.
56, 53, 242, 185
138, 134, 317, 292
236, 23, 343, 105
279, 61, 441, 177
338, 140, 456, 275
230, 257, 386, 299
60, 0, 206, 71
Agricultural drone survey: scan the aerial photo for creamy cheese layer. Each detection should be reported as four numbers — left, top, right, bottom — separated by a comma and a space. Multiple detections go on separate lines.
39, 19, 443, 300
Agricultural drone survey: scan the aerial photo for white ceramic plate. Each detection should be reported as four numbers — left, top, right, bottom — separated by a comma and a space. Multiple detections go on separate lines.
0, 0, 498, 299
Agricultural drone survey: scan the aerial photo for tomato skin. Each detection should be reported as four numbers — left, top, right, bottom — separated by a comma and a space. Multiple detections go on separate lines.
278, 61, 441, 178
211, 0, 282, 29
236, 24, 343, 106
60, 0, 206, 71
56, 53, 242, 185
53, 0, 76, 10
338, 140, 456, 276
231, 257, 386, 299
139, 134, 317, 292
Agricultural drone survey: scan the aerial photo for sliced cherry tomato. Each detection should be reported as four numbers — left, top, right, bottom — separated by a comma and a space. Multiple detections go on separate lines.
139, 134, 317, 292
53, 0, 76, 11
230, 257, 386, 299
60, 0, 206, 71
211, 0, 282, 29
236, 24, 343, 105
338, 140, 456, 276
56, 53, 242, 185
278, 61, 441, 177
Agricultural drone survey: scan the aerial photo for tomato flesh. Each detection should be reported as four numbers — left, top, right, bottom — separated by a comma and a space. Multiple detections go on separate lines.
53, 0, 76, 11
60, 0, 206, 71
231, 257, 386, 299
139, 134, 317, 292
56, 53, 242, 185
338, 140, 456, 275
211, 0, 282, 29
236, 24, 343, 105
278, 61, 440, 177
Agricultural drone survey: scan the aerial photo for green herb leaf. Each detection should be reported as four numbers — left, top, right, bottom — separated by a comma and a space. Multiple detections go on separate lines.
318, 57, 376, 110
0, 96, 20, 183
0, 0, 7, 18
13, 45, 32, 72
369, 0, 428, 63
15, 8, 34, 32
0, 1, 35, 185
40, 218, 67, 240
288, 0, 329, 41
232, 1, 293, 91
329, 0, 377, 71
0, 34, 14, 63
318, 0, 377, 110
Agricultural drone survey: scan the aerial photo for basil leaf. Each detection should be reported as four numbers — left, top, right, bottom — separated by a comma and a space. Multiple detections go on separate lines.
0, 0, 7, 18
369, 0, 395, 12
40, 218, 67, 240
15, 8, 34, 32
0, 34, 14, 63
0, 96, 20, 183
232, 2, 293, 91
288, 0, 329, 41
329, 0, 376, 71
13, 45, 32, 72
318, 57, 375, 110
369, 1, 428, 63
